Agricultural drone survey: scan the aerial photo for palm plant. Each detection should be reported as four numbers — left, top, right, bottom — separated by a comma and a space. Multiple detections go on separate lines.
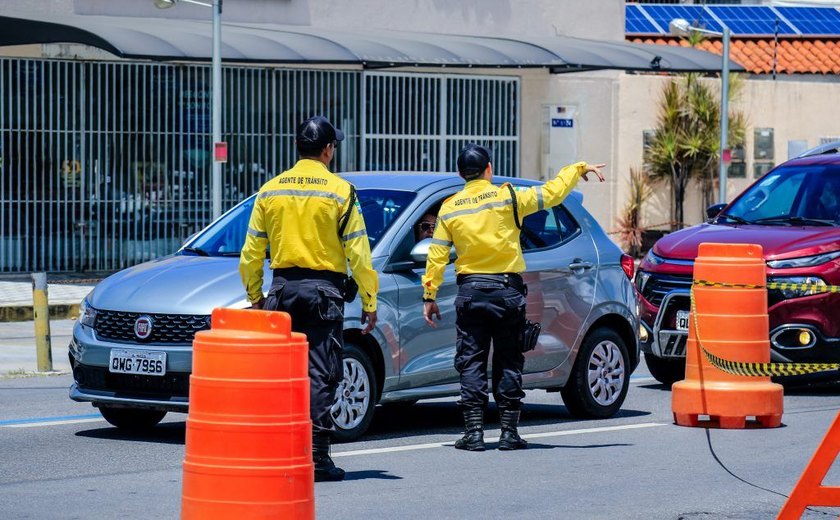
647, 72, 746, 229
615, 167, 653, 257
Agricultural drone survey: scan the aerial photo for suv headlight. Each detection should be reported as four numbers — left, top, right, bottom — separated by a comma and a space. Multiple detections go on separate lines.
768, 276, 827, 299
634, 270, 651, 293
79, 297, 97, 328
767, 250, 840, 269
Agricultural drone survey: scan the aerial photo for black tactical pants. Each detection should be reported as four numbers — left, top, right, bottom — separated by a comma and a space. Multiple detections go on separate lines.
454, 274, 527, 410
265, 268, 345, 434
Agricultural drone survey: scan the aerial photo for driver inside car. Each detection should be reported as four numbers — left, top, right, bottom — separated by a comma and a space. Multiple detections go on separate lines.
414, 212, 438, 242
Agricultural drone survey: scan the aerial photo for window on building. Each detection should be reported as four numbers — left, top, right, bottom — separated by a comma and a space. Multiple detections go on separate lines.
755, 128, 775, 161
728, 143, 746, 178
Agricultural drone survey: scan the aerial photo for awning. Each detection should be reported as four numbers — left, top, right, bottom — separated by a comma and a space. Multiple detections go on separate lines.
0, 10, 743, 73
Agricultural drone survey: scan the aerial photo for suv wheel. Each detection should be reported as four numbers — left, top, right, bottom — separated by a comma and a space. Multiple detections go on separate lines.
560, 328, 629, 419
644, 353, 685, 387
331, 343, 378, 442
99, 407, 166, 430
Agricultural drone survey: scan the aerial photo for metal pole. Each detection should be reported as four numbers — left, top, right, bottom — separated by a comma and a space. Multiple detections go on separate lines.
212, 0, 223, 219
31, 272, 53, 372
719, 26, 730, 205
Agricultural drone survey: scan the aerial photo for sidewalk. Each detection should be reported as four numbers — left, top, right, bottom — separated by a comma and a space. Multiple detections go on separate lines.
0, 276, 101, 322
0, 319, 74, 375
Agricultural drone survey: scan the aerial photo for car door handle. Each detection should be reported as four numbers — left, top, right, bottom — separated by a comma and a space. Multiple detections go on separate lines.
569, 260, 594, 271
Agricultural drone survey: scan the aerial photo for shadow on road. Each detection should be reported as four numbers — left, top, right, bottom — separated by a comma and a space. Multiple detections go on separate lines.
342, 469, 403, 481
76, 420, 186, 444
511, 442, 631, 451
361, 401, 650, 442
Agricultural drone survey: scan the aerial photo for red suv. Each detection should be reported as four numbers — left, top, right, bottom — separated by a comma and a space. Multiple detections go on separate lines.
637, 142, 840, 385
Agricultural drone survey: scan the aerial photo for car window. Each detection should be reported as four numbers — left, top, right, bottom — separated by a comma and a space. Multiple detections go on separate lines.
186, 189, 416, 256
521, 206, 580, 251
727, 164, 840, 224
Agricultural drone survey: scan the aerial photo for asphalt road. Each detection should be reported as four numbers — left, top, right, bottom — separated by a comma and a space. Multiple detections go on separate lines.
2, 365, 840, 519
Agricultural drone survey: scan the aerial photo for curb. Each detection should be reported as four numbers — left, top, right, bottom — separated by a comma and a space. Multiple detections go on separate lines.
0, 304, 80, 323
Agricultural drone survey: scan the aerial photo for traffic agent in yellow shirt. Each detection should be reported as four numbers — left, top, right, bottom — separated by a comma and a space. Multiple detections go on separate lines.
239, 115, 378, 482
422, 143, 605, 452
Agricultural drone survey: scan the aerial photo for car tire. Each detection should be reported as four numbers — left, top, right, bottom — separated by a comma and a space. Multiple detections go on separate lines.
99, 407, 166, 430
560, 328, 630, 419
644, 353, 685, 387
331, 343, 378, 443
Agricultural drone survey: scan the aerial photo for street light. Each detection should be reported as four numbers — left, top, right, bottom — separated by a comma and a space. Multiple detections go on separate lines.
155, 0, 224, 219
669, 18, 731, 205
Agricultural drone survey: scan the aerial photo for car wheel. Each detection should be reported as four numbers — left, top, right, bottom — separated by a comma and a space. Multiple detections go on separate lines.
99, 407, 166, 430
330, 343, 378, 443
560, 328, 630, 419
644, 353, 685, 387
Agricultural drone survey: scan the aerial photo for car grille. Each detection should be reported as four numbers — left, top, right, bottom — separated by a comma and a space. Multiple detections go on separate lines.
73, 364, 190, 398
641, 274, 693, 306
94, 311, 210, 344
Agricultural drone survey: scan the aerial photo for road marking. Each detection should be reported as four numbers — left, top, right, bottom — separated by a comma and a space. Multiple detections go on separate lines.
0, 414, 103, 428
332, 422, 666, 458
630, 376, 658, 384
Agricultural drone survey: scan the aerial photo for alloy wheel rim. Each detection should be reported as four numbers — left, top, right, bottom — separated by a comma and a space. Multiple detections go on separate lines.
587, 340, 625, 406
331, 357, 371, 430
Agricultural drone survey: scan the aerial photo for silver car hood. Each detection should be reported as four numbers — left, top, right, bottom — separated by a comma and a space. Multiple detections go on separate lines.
89, 255, 254, 315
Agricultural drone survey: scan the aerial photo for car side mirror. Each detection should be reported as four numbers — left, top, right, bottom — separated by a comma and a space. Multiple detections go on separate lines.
706, 203, 726, 220
410, 238, 456, 264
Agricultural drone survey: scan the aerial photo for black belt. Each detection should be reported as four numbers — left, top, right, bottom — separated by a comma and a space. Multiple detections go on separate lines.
456, 273, 527, 294
273, 267, 347, 287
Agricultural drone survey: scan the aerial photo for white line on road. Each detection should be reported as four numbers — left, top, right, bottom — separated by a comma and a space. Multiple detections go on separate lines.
332, 422, 666, 458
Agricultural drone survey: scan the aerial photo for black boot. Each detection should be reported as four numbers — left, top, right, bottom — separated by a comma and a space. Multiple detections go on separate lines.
498, 407, 528, 450
454, 407, 485, 451
313, 433, 346, 482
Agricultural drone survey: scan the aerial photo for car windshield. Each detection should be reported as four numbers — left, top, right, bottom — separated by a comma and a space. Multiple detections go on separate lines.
184, 189, 416, 256
721, 164, 840, 226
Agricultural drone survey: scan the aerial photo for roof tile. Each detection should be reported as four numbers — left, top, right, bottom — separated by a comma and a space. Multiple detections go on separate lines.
628, 37, 840, 75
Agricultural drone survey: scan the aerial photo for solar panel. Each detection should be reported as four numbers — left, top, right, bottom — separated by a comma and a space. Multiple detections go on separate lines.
708, 6, 797, 36
775, 6, 840, 35
625, 4, 663, 35
641, 4, 724, 35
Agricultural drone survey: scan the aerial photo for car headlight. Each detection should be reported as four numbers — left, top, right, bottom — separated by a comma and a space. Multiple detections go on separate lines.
767, 250, 840, 269
768, 276, 827, 299
644, 250, 666, 266
79, 297, 97, 328
634, 270, 651, 293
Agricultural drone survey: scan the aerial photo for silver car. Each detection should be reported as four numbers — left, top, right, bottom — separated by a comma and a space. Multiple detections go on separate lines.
69, 173, 640, 441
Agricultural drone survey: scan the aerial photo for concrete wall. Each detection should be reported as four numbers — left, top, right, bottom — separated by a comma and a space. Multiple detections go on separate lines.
613, 74, 840, 236
0, 0, 624, 41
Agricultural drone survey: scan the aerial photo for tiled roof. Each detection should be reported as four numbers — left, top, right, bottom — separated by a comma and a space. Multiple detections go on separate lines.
629, 36, 840, 75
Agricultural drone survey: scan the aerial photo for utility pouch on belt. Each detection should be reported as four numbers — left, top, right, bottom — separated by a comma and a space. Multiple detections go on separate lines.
505, 183, 542, 352
522, 319, 541, 352
339, 185, 360, 303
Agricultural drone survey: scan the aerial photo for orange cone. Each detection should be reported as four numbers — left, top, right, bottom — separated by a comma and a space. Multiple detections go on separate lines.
181, 308, 314, 519
672, 242, 783, 429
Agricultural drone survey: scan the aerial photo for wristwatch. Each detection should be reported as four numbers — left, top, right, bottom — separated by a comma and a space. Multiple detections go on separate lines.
422, 298, 435, 303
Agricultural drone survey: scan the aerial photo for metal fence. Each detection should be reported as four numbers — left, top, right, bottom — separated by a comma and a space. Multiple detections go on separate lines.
0, 58, 519, 272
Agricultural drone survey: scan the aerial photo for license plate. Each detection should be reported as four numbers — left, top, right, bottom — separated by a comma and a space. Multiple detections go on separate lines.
108, 349, 166, 376
676, 310, 690, 332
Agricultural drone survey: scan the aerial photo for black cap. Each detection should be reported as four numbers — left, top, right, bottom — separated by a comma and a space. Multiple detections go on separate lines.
295, 116, 345, 148
457, 143, 491, 180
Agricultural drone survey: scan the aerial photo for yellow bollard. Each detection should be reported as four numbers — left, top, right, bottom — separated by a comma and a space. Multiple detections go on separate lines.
31, 272, 53, 372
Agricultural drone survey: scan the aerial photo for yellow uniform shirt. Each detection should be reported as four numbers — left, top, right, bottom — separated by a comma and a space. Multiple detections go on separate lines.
239, 159, 379, 312
421, 161, 587, 301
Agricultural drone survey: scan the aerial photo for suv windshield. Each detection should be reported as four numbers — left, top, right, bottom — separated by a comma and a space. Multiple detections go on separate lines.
185, 189, 416, 256
722, 164, 840, 226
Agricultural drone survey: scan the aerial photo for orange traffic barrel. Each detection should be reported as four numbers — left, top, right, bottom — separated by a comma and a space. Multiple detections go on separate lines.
672, 242, 783, 429
182, 308, 314, 519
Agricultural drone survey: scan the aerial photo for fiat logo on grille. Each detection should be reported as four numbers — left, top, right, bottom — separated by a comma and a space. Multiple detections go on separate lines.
134, 316, 154, 340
